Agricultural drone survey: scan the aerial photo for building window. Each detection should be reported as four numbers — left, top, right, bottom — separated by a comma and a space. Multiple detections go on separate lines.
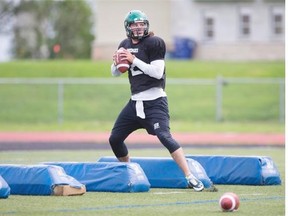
271, 8, 284, 36
239, 9, 251, 38
204, 16, 215, 40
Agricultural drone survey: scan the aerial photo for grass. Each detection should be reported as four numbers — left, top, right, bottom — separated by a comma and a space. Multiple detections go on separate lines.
0, 82, 284, 132
0, 147, 285, 216
0, 60, 284, 78
0, 60, 285, 133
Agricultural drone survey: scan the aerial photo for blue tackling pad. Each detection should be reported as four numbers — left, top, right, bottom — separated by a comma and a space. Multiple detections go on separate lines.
0, 175, 10, 199
186, 155, 281, 185
0, 165, 84, 195
97, 157, 214, 189
43, 162, 150, 193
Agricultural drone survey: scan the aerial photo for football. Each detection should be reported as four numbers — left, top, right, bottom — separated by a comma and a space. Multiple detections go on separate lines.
219, 192, 240, 212
116, 48, 130, 73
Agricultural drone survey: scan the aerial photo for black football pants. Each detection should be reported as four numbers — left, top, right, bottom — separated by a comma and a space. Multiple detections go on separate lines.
109, 97, 181, 158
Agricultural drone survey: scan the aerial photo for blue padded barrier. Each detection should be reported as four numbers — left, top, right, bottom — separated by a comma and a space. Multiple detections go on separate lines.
0, 165, 85, 195
0, 175, 10, 199
43, 162, 150, 193
186, 155, 281, 185
97, 157, 214, 189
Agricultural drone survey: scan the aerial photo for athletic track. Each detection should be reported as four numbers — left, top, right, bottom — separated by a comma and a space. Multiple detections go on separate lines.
0, 132, 284, 151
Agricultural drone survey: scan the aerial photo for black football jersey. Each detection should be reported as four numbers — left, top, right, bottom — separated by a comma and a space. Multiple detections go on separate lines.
118, 36, 166, 95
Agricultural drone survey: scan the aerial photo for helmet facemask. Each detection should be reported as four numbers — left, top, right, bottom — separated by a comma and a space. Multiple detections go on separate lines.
127, 21, 149, 40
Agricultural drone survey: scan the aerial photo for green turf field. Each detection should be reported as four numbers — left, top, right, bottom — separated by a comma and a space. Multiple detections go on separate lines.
0, 147, 285, 216
0, 60, 285, 132
0, 60, 284, 78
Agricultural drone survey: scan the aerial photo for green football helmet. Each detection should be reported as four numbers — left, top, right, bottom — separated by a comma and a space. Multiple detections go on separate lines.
124, 10, 149, 40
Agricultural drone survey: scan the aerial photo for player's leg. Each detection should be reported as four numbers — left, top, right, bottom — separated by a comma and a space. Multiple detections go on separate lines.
142, 97, 204, 191
170, 147, 205, 191
109, 125, 130, 162
153, 128, 203, 191
170, 147, 191, 177
109, 100, 141, 162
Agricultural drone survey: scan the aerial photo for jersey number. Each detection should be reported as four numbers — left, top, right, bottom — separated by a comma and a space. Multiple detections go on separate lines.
130, 66, 144, 76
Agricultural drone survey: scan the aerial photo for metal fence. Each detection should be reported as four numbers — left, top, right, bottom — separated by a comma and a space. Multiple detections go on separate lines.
0, 77, 285, 124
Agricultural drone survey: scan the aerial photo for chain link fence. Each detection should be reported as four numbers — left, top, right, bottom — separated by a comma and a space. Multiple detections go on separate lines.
0, 77, 284, 124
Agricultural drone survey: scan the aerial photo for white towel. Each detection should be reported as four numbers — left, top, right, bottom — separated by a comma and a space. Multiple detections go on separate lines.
136, 100, 145, 119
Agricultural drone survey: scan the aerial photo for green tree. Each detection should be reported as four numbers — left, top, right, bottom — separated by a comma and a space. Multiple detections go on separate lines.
0, 0, 14, 33
12, 0, 53, 58
11, 0, 94, 59
50, 0, 94, 59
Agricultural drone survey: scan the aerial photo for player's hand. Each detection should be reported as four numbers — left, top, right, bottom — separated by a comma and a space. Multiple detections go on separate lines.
118, 48, 135, 64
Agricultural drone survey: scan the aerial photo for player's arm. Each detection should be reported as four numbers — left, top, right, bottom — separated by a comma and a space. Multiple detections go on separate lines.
111, 50, 122, 77
132, 58, 164, 80
111, 64, 122, 77
121, 49, 164, 80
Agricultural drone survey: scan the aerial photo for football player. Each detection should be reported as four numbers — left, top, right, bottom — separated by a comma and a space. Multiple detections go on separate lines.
109, 10, 204, 192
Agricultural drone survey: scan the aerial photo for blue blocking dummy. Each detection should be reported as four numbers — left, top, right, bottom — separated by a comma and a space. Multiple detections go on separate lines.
0, 165, 85, 195
0, 175, 10, 199
43, 162, 150, 192
186, 155, 281, 185
98, 157, 214, 189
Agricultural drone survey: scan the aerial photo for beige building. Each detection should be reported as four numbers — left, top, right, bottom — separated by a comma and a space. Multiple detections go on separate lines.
92, 0, 285, 61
